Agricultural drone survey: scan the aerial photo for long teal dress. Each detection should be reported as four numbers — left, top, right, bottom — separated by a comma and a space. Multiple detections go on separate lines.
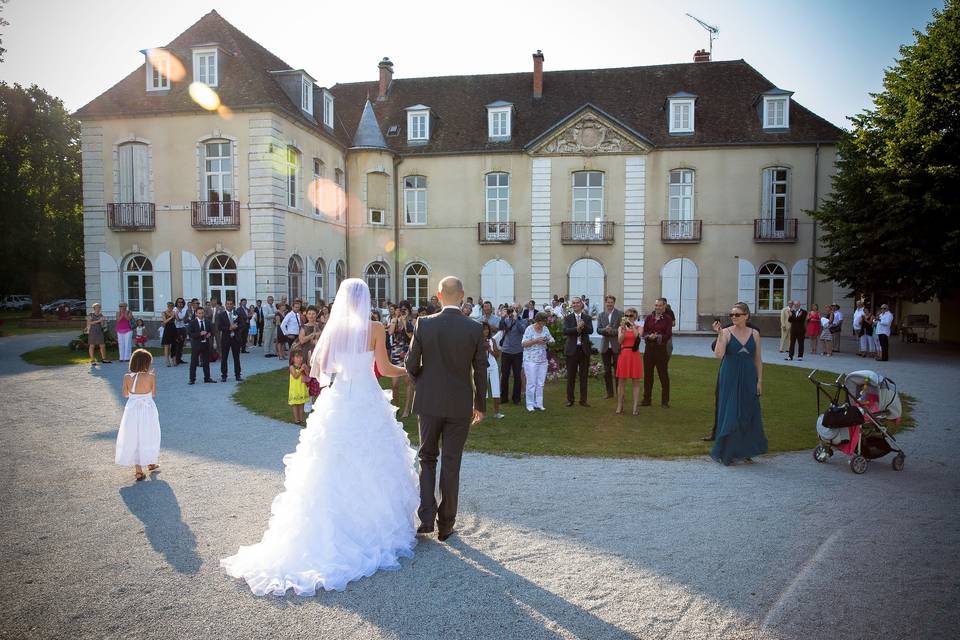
711, 332, 768, 465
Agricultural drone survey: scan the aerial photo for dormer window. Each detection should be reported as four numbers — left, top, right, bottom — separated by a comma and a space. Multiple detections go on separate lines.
762, 89, 793, 129
145, 49, 171, 91
406, 105, 430, 142
487, 101, 512, 140
192, 47, 218, 87
301, 76, 313, 115
322, 90, 334, 128
667, 93, 696, 134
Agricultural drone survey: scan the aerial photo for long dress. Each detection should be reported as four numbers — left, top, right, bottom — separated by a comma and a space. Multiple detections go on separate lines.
615, 331, 643, 379
711, 333, 768, 465
221, 351, 419, 595
115, 373, 161, 466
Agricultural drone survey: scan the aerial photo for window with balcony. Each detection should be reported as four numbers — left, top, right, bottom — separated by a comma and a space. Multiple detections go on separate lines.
404, 175, 427, 225
285, 146, 301, 209
665, 168, 696, 240
484, 172, 510, 240
759, 166, 791, 239
405, 263, 429, 308
124, 255, 154, 313
193, 48, 218, 86
565, 171, 610, 242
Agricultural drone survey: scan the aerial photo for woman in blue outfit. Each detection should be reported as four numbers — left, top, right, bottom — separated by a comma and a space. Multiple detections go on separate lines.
710, 302, 768, 465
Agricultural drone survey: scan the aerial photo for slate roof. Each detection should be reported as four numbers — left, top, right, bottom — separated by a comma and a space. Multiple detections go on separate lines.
351, 100, 388, 149
331, 60, 843, 155
74, 10, 347, 147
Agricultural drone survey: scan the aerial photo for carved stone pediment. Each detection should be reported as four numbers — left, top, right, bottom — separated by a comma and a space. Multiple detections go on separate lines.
529, 108, 651, 156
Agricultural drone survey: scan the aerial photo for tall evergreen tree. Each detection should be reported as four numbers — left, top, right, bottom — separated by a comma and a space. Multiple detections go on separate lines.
812, 0, 959, 302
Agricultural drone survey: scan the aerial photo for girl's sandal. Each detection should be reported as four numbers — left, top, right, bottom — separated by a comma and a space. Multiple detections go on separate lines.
135, 471, 146, 481
147, 464, 160, 471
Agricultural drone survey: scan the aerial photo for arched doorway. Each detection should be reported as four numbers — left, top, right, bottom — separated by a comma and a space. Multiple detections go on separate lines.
480, 259, 514, 306
568, 258, 604, 312
661, 258, 699, 331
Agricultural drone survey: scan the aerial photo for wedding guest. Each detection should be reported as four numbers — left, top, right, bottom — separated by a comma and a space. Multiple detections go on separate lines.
831, 304, 845, 352
522, 312, 554, 411
563, 297, 593, 408
521, 300, 537, 322
281, 300, 303, 355
702, 314, 760, 442
275, 302, 289, 360
173, 298, 188, 365
160, 301, 177, 366
663, 302, 677, 360
426, 295, 440, 314
263, 296, 277, 358
786, 300, 808, 361
387, 301, 415, 418
133, 318, 148, 348
479, 301, 496, 327
806, 304, 821, 355
819, 307, 835, 357
116, 302, 134, 362
469, 298, 483, 320
298, 305, 322, 363
211, 300, 224, 353
115, 349, 160, 482
461, 302, 473, 317
860, 305, 877, 358
853, 300, 865, 356
187, 306, 215, 385
641, 298, 672, 408
238, 298, 250, 353
86, 302, 110, 365
553, 297, 565, 319
481, 322, 505, 419
876, 303, 893, 361
711, 303, 767, 465
288, 350, 309, 426
596, 295, 622, 399
779, 302, 791, 353
217, 299, 246, 382
498, 304, 528, 406
615, 308, 643, 415
247, 302, 259, 348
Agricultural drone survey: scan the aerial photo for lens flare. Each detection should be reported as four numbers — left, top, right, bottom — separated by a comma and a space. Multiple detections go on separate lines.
145, 48, 186, 82
216, 104, 234, 120
189, 82, 221, 111
305, 176, 347, 223
385, 240, 396, 253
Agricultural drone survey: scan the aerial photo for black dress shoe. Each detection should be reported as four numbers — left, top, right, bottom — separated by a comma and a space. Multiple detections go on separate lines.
438, 530, 455, 542
188, 380, 195, 385
204, 379, 217, 383
566, 401, 574, 407
661, 402, 670, 408
640, 400, 651, 406
604, 394, 614, 399
416, 524, 434, 534
221, 376, 227, 382
236, 376, 243, 382
579, 401, 591, 408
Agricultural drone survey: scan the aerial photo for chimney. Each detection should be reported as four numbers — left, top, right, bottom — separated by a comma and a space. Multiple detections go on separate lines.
693, 49, 711, 63
532, 50, 544, 98
378, 57, 394, 100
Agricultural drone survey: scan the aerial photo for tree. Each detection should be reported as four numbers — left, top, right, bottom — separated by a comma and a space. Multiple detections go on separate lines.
812, 0, 960, 303
0, 83, 83, 317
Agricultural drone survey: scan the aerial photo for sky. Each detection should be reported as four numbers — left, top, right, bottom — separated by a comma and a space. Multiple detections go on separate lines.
0, 0, 946, 128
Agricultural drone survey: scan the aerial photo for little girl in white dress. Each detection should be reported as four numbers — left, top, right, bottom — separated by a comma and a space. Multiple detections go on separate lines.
115, 349, 161, 482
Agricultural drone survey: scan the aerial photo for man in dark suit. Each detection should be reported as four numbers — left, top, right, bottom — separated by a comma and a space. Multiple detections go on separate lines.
238, 297, 250, 353
595, 295, 623, 399
406, 276, 487, 542
521, 299, 538, 322
786, 300, 808, 361
254, 299, 265, 347
216, 299, 246, 382
187, 306, 216, 384
563, 296, 594, 407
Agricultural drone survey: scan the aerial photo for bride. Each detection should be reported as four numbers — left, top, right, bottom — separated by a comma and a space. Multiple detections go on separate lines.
221, 278, 419, 595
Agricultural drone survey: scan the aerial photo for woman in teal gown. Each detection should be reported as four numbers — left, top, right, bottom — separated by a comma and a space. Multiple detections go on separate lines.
710, 302, 768, 465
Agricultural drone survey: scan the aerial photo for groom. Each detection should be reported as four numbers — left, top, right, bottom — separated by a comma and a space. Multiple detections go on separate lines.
405, 276, 488, 542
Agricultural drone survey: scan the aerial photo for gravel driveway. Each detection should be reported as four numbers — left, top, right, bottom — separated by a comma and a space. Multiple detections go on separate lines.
0, 331, 957, 639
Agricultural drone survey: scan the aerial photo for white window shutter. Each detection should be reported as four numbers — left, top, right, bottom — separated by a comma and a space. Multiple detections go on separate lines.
133, 144, 149, 202
790, 259, 809, 305
153, 251, 171, 315
737, 258, 756, 310
238, 250, 257, 302
118, 145, 133, 202
181, 251, 202, 302
761, 169, 772, 220
98, 252, 120, 314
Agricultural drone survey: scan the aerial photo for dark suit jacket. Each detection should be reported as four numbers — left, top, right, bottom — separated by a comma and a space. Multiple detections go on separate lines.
563, 312, 594, 357
406, 308, 488, 417
188, 317, 213, 349
215, 308, 247, 341
595, 308, 623, 354
788, 309, 808, 335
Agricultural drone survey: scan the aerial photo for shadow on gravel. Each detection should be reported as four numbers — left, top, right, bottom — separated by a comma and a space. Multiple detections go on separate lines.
120, 479, 202, 575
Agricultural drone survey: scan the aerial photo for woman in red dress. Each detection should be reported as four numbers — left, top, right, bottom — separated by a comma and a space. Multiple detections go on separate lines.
615, 308, 644, 415
806, 303, 822, 355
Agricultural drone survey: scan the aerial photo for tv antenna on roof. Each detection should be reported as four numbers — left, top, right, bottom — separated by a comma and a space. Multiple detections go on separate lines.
686, 13, 719, 56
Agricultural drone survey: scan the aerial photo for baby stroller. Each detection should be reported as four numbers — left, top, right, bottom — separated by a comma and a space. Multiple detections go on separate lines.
808, 369, 906, 474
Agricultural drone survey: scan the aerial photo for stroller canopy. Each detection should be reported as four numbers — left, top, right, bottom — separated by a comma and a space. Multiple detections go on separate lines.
844, 370, 902, 420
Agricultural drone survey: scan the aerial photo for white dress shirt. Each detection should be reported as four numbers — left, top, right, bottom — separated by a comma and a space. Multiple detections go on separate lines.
280, 310, 302, 337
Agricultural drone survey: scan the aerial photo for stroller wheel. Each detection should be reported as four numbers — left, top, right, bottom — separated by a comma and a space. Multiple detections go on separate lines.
850, 455, 868, 475
813, 445, 830, 463
892, 453, 905, 472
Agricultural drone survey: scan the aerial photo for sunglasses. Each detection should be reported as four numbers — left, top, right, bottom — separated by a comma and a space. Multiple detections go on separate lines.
729, 312, 746, 317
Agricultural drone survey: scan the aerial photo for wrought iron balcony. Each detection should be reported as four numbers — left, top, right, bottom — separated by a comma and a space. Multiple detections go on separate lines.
478, 221, 516, 244
754, 218, 798, 242
661, 219, 702, 243
107, 203, 155, 231
192, 200, 240, 229
561, 220, 614, 244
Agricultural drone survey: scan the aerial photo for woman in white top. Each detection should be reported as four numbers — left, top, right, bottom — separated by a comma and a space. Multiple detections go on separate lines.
481, 322, 505, 419
521, 312, 555, 412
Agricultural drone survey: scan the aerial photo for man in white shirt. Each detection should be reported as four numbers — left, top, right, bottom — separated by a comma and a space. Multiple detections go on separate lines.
876, 304, 893, 361
262, 296, 277, 358
553, 297, 565, 320
852, 300, 865, 356
831, 304, 845, 352
479, 301, 496, 327
280, 300, 303, 346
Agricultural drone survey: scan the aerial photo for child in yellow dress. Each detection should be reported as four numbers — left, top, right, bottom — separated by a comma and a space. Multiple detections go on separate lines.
288, 350, 310, 425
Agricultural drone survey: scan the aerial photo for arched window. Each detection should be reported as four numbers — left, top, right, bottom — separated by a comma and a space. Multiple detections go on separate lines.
365, 262, 389, 308
757, 262, 787, 312
288, 255, 303, 302
285, 146, 301, 208
207, 254, 237, 304
335, 260, 346, 291
124, 255, 154, 313
314, 258, 325, 304
568, 258, 604, 313
405, 263, 429, 308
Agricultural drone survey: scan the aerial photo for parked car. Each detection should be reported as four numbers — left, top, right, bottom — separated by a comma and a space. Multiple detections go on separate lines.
42, 298, 79, 314
1, 295, 32, 311
68, 300, 87, 316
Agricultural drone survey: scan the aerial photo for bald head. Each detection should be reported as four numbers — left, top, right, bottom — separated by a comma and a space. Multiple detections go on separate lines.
438, 276, 464, 307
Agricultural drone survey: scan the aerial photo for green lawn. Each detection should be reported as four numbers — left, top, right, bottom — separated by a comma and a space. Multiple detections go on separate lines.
21, 345, 171, 366
0, 311, 79, 337
233, 355, 914, 459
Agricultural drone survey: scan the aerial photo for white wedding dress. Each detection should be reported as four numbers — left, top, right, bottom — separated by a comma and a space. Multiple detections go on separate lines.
221, 350, 419, 595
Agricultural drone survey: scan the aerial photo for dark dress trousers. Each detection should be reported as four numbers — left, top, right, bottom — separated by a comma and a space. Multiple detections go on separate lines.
406, 308, 488, 534
641, 313, 673, 405
563, 311, 594, 403
216, 308, 246, 380
188, 317, 214, 382
788, 308, 808, 359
